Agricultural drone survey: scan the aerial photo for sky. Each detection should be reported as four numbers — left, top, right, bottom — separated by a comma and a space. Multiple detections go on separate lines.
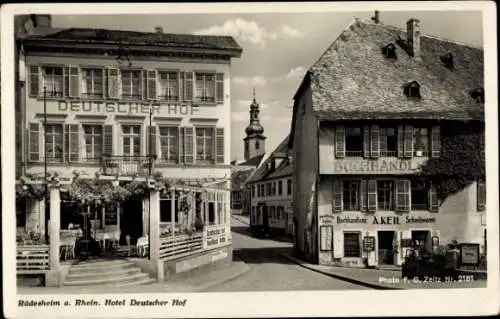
50, 10, 483, 162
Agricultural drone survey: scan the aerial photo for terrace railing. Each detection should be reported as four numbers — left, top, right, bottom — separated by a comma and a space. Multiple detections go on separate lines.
16, 245, 50, 274
159, 233, 203, 261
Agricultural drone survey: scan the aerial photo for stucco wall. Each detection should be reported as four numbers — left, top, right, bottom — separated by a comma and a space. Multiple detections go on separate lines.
292, 84, 317, 258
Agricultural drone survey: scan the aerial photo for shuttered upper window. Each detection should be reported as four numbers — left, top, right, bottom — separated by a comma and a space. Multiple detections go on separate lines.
343, 180, 360, 211
81, 68, 104, 99
377, 180, 393, 211
195, 73, 215, 103
413, 128, 429, 156
411, 180, 428, 210
159, 126, 179, 164
379, 127, 398, 157
195, 127, 214, 163
345, 127, 363, 157
83, 125, 103, 161
42, 67, 64, 97
158, 71, 179, 101
45, 124, 64, 162
121, 70, 142, 99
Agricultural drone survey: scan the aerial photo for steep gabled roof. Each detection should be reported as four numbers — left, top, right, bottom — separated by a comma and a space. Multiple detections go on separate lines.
246, 135, 291, 184
22, 27, 242, 56
303, 19, 484, 121
238, 154, 266, 167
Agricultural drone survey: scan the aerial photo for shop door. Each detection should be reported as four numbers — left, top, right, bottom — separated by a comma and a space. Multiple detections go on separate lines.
377, 231, 396, 265
262, 206, 269, 231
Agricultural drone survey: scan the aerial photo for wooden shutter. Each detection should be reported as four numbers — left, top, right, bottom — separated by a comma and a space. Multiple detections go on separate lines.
102, 67, 107, 99
367, 180, 377, 212
103, 125, 113, 156
397, 125, 405, 158
359, 180, 367, 212
146, 126, 157, 158
107, 68, 119, 99
184, 127, 194, 164
64, 124, 70, 162
363, 126, 370, 158
146, 70, 157, 100
179, 127, 184, 163
395, 180, 410, 212
179, 72, 185, 102
184, 72, 194, 101
429, 181, 439, 212
403, 125, 413, 158
215, 128, 224, 164
28, 66, 40, 97
477, 181, 486, 211
68, 66, 79, 98
68, 124, 80, 162
332, 179, 343, 213
431, 125, 441, 158
379, 128, 388, 155
215, 73, 224, 103
142, 70, 147, 100
28, 122, 40, 162
370, 125, 380, 158
335, 126, 345, 158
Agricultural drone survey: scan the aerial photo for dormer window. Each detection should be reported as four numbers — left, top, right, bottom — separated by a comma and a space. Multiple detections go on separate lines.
440, 52, 454, 69
403, 81, 421, 99
471, 87, 485, 103
382, 43, 397, 59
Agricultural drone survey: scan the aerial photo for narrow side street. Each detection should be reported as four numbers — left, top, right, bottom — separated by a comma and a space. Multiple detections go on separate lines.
202, 214, 371, 291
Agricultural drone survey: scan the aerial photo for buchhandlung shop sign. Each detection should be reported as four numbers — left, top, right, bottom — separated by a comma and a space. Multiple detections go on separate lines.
333, 158, 422, 174
58, 101, 200, 116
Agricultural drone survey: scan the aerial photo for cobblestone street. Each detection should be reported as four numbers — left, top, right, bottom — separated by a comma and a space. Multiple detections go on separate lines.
203, 215, 371, 291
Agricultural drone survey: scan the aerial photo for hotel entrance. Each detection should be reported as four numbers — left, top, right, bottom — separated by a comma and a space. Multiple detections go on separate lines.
120, 200, 143, 245
377, 231, 396, 265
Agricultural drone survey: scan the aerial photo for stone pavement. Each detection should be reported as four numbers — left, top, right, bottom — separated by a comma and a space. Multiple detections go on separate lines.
281, 253, 487, 290
17, 257, 250, 295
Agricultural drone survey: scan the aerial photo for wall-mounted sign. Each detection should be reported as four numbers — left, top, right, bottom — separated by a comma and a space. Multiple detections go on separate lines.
460, 243, 480, 266
333, 158, 418, 174
319, 215, 334, 225
105, 203, 118, 225
335, 216, 436, 225
204, 225, 227, 248
58, 101, 200, 116
363, 236, 375, 252
319, 225, 333, 251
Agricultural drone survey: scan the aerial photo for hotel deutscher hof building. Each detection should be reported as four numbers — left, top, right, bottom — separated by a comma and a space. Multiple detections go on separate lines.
15, 15, 242, 285
290, 17, 486, 268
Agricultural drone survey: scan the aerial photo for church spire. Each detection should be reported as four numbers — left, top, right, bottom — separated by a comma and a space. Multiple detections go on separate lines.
246, 90, 264, 136
243, 90, 266, 161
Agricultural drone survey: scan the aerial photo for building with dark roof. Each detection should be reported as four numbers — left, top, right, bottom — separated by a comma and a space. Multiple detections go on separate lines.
246, 135, 294, 237
15, 15, 243, 285
289, 16, 485, 267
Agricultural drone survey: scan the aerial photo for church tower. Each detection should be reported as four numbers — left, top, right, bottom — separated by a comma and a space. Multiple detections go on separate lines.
244, 90, 266, 161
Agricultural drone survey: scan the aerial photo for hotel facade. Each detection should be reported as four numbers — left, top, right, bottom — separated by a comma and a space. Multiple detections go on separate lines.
15, 15, 242, 285
290, 17, 486, 268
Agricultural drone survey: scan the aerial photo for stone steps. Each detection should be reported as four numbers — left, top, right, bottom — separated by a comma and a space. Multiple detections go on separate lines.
64, 259, 155, 287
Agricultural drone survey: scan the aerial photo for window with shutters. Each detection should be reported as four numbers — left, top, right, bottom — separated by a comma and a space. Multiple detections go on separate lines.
159, 126, 179, 164
195, 73, 215, 103
29, 66, 40, 97
380, 127, 398, 157
45, 124, 63, 162
42, 66, 64, 97
413, 128, 429, 156
121, 70, 142, 99
195, 127, 214, 163
343, 232, 361, 257
411, 180, 428, 210
345, 127, 363, 157
158, 71, 178, 101
271, 182, 276, 196
215, 128, 224, 164
144, 70, 157, 100
278, 181, 283, 195
287, 179, 292, 195
81, 68, 104, 99
477, 180, 486, 211
122, 125, 141, 157
377, 181, 393, 211
343, 180, 360, 211
83, 125, 103, 161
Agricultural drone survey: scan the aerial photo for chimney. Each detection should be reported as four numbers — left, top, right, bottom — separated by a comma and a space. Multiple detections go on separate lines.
371, 11, 380, 24
407, 18, 421, 59
154, 26, 163, 34
30, 14, 52, 28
